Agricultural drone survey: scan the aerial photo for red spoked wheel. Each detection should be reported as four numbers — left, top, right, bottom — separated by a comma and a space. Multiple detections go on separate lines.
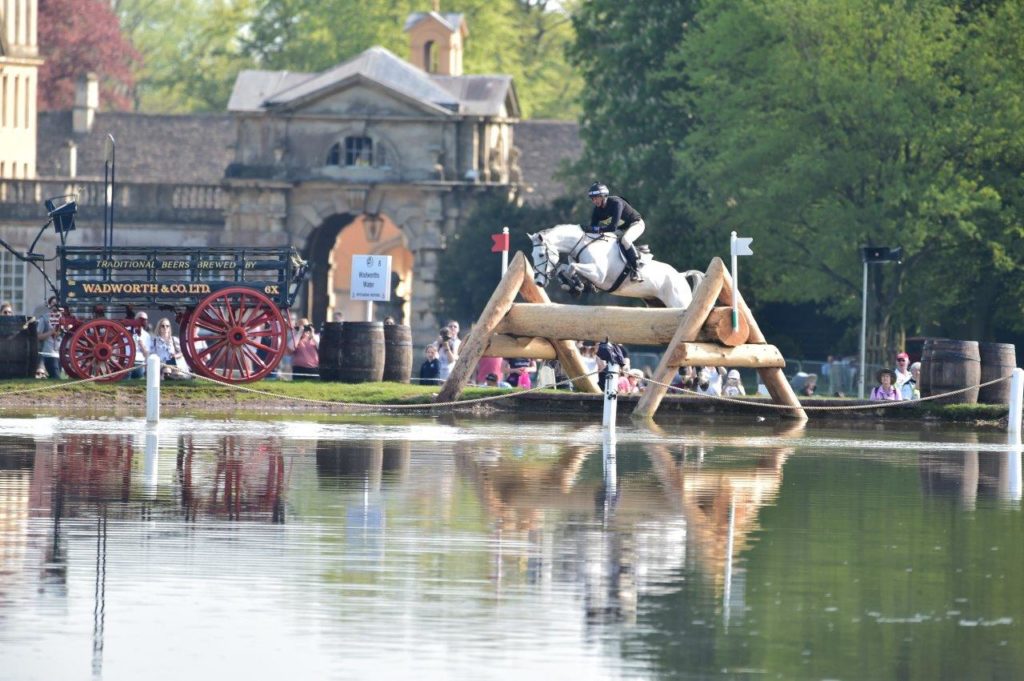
59, 332, 84, 379
65, 319, 136, 382
182, 287, 287, 383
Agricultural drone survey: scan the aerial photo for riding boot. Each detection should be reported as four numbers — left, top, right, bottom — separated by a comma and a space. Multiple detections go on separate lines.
624, 245, 644, 282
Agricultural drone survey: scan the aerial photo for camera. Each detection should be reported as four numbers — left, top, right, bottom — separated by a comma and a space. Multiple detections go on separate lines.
303, 324, 313, 332
439, 328, 451, 341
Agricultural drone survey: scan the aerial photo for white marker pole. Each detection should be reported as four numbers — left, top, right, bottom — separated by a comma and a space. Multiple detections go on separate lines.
602, 367, 619, 435
145, 353, 160, 424
501, 226, 509, 276
730, 231, 739, 330
1008, 367, 1023, 442
366, 300, 373, 322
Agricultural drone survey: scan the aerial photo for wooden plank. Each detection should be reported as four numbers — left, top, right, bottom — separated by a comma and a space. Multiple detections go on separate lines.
495, 304, 685, 345
667, 342, 785, 368
485, 334, 558, 360
720, 268, 807, 421
436, 253, 526, 402
633, 257, 727, 420
518, 263, 600, 393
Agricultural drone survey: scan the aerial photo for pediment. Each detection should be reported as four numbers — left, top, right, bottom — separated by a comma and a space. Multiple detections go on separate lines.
284, 76, 453, 118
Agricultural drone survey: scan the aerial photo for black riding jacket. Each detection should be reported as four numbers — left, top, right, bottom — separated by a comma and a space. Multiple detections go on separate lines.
589, 196, 642, 232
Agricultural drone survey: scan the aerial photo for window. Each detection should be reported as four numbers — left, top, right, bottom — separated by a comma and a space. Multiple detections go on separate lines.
345, 136, 373, 166
326, 143, 341, 166
0, 251, 28, 314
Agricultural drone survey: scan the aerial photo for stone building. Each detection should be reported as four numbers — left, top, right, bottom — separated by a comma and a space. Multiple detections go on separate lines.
0, 5, 581, 347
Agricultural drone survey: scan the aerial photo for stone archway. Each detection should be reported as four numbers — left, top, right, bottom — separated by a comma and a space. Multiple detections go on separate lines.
301, 212, 413, 328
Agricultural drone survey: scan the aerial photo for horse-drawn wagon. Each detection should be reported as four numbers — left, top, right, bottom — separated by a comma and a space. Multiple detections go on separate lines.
56, 244, 306, 383
12, 136, 308, 384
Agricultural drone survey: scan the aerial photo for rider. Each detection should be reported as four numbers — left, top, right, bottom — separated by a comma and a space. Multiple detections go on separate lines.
585, 182, 645, 282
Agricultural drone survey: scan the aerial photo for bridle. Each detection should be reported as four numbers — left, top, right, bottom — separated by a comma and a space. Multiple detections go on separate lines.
533, 239, 559, 286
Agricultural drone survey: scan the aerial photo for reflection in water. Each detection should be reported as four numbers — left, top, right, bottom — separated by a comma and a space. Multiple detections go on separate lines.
1, 420, 1023, 680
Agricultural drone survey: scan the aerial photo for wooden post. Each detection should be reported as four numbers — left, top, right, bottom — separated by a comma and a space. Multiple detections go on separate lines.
668, 342, 785, 368
518, 262, 600, 393
495, 304, 684, 345
698, 306, 750, 346
436, 253, 526, 402
485, 334, 558, 360
633, 257, 727, 420
720, 269, 807, 420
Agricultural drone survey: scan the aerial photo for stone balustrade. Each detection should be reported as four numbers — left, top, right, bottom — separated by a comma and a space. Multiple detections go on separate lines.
0, 178, 225, 225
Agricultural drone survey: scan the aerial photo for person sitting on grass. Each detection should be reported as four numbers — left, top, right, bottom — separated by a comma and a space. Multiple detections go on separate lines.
870, 368, 902, 401
484, 372, 512, 389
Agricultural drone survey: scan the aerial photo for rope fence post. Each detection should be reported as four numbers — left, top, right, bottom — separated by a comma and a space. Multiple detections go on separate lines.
1009, 368, 1023, 443
146, 354, 160, 424
602, 367, 619, 434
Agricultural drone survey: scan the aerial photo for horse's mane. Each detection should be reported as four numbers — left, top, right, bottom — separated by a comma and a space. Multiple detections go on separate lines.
540, 224, 583, 236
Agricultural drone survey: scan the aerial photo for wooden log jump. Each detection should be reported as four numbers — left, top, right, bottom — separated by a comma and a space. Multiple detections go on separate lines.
436, 252, 807, 422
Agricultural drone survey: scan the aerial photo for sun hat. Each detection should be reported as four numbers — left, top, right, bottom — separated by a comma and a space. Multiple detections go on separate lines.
727, 369, 741, 380
628, 368, 644, 378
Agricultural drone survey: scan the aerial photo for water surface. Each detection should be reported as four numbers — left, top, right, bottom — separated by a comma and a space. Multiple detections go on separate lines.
0, 415, 1021, 680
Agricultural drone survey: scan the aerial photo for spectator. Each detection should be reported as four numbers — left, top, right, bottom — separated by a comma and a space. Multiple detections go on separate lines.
506, 357, 533, 389
578, 341, 599, 378
618, 368, 644, 394
0, 301, 12, 315
724, 369, 745, 396
695, 367, 720, 395
291, 323, 320, 379
870, 368, 902, 401
299, 317, 319, 344
35, 297, 62, 379
671, 365, 696, 390
435, 326, 458, 379
130, 311, 151, 379
332, 311, 344, 322
894, 352, 912, 396
150, 318, 189, 379
484, 372, 512, 389
383, 315, 396, 325
799, 373, 817, 397
445, 320, 462, 355
475, 355, 504, 386
905, 361, 921, 400
596, 340, 627, 391
419, 345, 441, 384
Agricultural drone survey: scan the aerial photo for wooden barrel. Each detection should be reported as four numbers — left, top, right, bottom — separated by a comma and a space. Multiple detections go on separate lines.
339, 321, 385, 383
921, 338, 980, 405
317, 322, 345, 381
0, 316, 39, 379
382, 324, 413, 383
978, 342, 1016, 404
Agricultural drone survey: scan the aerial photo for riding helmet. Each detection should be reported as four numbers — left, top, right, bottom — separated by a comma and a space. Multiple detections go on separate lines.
587, 182, 609, 197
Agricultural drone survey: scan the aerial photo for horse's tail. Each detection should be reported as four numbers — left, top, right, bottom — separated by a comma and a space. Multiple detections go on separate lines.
682, 269, 705, 293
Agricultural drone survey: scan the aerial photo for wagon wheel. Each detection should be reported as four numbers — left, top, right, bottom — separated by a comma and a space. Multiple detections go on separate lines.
66, 319, 136, 382
182, 287, 287, 383
59, 332, 84, 379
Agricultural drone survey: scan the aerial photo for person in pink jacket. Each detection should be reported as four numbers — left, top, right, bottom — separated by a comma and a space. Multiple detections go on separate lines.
870, 368, 902, 401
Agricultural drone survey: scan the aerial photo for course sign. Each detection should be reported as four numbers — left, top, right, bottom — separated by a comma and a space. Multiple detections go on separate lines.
351, 254, 392, 302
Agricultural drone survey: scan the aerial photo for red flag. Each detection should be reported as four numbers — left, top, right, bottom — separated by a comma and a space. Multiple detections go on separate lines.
491, 232, 509, 253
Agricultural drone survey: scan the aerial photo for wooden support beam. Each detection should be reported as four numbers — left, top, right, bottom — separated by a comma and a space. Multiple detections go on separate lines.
697, 306, 750, 347
633, 257, 727, 420
720, 269, 807, 421
436, 253, 526, 402
485, 334, 558, 360
668, 342, 785, 368
518, 263, 600, 393
495, 304, 684, 345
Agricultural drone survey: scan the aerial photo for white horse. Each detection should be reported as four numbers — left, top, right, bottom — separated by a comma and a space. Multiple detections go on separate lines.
528, 224, 704, 309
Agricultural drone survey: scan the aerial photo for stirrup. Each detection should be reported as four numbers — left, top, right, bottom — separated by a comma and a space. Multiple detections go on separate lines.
629, 269, 644, 282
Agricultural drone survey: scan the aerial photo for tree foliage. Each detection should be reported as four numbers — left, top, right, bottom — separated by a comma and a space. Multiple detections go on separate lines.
436, 192, 576, 324
571, 0, 1024, 359
118, 0, 580, 117
115, 0, 255, 112
38, 0, 139, 110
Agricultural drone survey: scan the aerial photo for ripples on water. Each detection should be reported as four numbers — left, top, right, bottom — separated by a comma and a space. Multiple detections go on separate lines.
0, 416, 1022, 680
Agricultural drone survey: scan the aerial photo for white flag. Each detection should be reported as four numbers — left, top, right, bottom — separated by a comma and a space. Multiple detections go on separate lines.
731, 236, 753, 257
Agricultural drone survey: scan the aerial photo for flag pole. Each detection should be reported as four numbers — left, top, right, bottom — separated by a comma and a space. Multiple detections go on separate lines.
730, 231, 740, 331
501, 226, 509, 276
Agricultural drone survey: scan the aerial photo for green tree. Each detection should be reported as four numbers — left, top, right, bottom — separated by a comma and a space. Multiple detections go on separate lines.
437, 193, 576, 323
568, 0, 702, 260
116, 0, 256, 111
672, 0, 1024, 360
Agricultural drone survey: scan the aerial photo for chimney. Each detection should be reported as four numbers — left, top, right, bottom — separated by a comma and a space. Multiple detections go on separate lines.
72, 73, 99, 134
405, 11, 467, 76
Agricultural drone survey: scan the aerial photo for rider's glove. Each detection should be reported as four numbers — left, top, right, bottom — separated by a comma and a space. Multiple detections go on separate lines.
586, 225, 601, 234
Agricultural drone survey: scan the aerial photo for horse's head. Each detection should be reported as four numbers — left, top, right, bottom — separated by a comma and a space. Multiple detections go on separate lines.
528, 232, 559, 287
